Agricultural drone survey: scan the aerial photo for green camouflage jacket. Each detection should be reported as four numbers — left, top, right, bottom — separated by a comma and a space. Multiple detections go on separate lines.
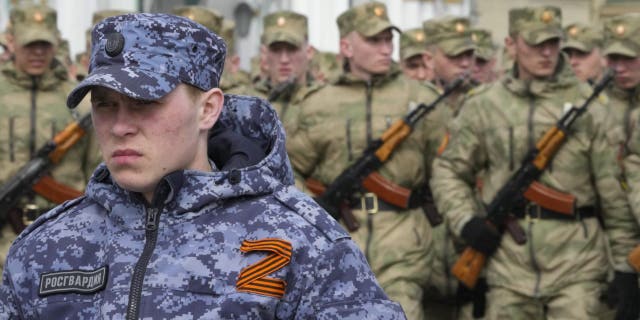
287, 65, 443, 189
432, 57, 639, 294
618, 86, 640, 223
0, 60, 98, 209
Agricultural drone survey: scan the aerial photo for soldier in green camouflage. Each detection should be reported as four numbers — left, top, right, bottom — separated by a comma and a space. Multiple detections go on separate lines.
238, 10, 322, 133
400, 28, 432, 82
0, 4, 98, 275
309, 49, 342, 84
432, 6, 640, 319
471, 28, 499, 84
219, 19, 251, 93
287, 2, 443, 319
423, 17, 475, 112
604, 15, 640, 319
562, 22, 606, 84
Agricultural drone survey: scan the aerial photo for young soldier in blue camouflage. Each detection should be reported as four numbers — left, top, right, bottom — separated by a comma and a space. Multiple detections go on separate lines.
0, 13, 405, 319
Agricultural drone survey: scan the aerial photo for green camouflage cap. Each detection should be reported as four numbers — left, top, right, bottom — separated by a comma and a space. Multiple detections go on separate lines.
562, 23, 603, 53
422, 16, 474, 56
10, 4, 58, 46
92, 9, 132, 26
400, 28, 427, 60
509, 6, 563, 45
602, 13, 640, 58
172, 6, 223, 34
221, 20, 236, 54
471, 28, 496, 60
337, 2, 400, 38
261, 11, 307, 47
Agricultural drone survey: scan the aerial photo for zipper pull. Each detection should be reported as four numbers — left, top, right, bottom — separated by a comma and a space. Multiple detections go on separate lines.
146, 208, 159, 231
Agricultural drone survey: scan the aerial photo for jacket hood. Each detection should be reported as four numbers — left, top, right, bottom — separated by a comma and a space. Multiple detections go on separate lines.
502, 53, 579, 98
85, 94, 294, 215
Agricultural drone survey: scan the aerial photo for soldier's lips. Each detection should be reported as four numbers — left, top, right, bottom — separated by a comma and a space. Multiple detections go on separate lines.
111, 149, 142, 165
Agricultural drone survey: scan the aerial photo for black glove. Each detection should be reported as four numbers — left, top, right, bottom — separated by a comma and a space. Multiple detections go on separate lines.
460, 216, 501, 256
606, 271, 640, 320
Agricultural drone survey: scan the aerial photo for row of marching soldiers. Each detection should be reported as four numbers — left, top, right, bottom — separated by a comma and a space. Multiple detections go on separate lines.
1, 1, 640, 319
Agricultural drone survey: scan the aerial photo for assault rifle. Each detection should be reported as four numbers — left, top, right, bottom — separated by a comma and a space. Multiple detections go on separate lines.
0, 112, 92, 218
452, 69, 615, 289
313, 76, 466, 231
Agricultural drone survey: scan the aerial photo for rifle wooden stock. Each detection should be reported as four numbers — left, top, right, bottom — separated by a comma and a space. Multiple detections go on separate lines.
451, 69, 615, 289
304, 178, 326, 196
375, 122, 411, 162
628, 245, 640, 273
32, 176, 83, 204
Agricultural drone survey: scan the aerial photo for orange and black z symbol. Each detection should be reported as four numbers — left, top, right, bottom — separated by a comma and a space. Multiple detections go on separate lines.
236, 238, 292, 299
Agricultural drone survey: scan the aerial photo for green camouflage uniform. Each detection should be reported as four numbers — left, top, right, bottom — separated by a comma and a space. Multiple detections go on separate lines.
420, 17, 479, 320
562, 23, 603, 55
0, 4, 97, 274
471, 29, 497, 62
432, 7, 639, 319
606, 14, 640, 231
238, 11, 323, 134
287, 3, 442, 319
309, 50, 341, 84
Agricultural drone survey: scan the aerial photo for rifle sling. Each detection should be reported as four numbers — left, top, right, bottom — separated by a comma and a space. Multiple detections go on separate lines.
514, 205, 596, 221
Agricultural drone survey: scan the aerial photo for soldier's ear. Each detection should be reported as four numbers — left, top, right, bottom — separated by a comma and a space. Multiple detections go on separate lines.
422, 50, 434, 70
305, 43, 314, 61
340, 36, 353, 59
504, 36, 516, 56
198, 87, 224, 131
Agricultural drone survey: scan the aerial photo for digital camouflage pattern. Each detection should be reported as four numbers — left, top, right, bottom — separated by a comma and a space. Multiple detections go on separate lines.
509, 6, 563, 45
602, 13, 640, 58
172, 5, 224, 35
9, 4, 57, 46
287, 65, 444, 319
336, 1, 399, 38
67, 13, 227, 108
431, 55, 639, 316
0, 94, 405, 319
562, 23, 603, 53
471, 28, 496, 60
400, 28, 427, 61
423, 16, 475, 56
262, 11, 307, 47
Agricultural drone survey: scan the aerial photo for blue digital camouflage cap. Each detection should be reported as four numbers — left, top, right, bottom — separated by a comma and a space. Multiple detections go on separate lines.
67, 13, 226, 108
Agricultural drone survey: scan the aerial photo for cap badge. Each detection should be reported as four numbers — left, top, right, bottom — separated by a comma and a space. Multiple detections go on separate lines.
455, 22, 465, 33
615, 24, 626, 36
471, 33, 478, 42
33, 12, 43, 23
415, 32, 424, 42
568, 26, 578, 37
277, 16, 286, 27
374, 6, 384, 17
187, 14, 195, 21
541, 10, 553, 24
105, 33, 125, 57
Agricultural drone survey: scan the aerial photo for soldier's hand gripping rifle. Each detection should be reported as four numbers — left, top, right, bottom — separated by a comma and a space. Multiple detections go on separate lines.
313, 76, 466, 231
0, 112, 93, 217
452, 69, 615, 289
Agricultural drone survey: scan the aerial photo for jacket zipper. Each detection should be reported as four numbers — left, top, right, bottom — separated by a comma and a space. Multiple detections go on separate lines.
364, 81, 374, 261
125, 207, 161, 320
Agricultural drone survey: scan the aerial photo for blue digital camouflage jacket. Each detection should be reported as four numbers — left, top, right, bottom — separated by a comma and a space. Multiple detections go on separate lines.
0, 94, 405, 319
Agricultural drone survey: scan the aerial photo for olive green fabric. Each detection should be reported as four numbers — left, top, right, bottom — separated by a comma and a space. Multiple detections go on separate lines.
0, 61, 99, 274
336, 1, 399, 38
423, 16, 474, 56
400, 28, 427, 61
431, 54, 638, 302
471, 28, 496, 60
92, 9, 132, 26
602, 13, 640, 58
172, 6, 223, 34
0, 225, 14, 276
10, 4, 58, 46
310, 51, 341, 84
261, 11, 307, 47
509, 6, 563, 45
287, 66, 446, 319
562, 23, 603, 53
613, 85, 640, 223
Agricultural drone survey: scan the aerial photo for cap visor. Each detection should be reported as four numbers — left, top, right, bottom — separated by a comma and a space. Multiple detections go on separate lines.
603, 41, 637, 58
15, 26, 57, 46
264, 33, 303, 47
359, 21, 401, 37
67, 65, 180, 108
401, 47, 425, 61
524, 29, 562, 46
440, 39, 475, 57
562, 41, 589, 53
